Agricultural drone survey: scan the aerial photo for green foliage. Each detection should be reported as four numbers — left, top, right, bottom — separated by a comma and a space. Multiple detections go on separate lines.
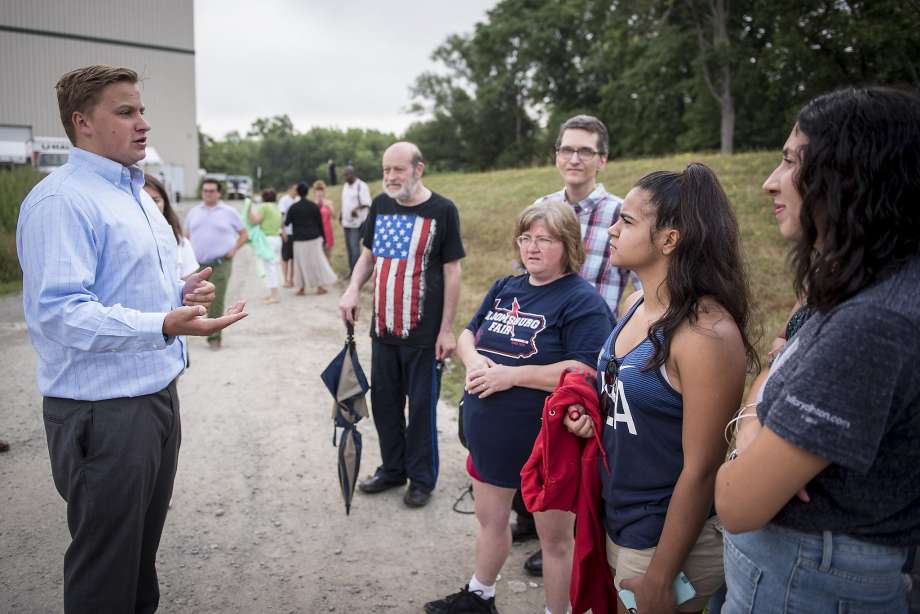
0, 166, 43, 284
429, 149, 795, 402
199, 117, 397, 191
406, 0, 920, 171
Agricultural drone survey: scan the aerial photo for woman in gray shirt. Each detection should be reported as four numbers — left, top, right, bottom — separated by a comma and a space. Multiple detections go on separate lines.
715, 87, 920, 612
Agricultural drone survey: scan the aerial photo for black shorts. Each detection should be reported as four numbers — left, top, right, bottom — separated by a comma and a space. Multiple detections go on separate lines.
281, 237, 293, 261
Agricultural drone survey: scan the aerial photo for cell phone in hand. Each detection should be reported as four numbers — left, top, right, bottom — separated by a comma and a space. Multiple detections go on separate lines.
618, 570, 696, 613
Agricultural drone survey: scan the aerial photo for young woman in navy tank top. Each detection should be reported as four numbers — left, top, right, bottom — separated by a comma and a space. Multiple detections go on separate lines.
564, 164, 758, 613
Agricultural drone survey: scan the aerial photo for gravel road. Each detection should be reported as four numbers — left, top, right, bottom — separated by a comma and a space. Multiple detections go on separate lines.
0, 241, 548, 613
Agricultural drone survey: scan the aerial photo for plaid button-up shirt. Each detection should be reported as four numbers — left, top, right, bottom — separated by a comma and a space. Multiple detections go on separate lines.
534, 183, 632, 317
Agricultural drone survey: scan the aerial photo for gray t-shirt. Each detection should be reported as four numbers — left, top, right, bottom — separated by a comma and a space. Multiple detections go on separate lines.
759, 256, 920, 546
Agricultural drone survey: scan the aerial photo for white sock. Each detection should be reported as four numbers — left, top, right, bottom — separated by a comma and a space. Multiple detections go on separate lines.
545, 609, 553, 614
469, 575, 496, 599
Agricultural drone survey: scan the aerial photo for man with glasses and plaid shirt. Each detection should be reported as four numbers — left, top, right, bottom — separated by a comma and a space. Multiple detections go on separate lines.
514, 114, 634, 577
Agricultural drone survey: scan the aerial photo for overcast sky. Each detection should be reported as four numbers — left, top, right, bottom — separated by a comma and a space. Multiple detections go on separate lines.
194, 0, 497, 139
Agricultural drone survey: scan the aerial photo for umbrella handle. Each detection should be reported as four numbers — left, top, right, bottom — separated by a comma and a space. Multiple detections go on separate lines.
346, 321, 354, 344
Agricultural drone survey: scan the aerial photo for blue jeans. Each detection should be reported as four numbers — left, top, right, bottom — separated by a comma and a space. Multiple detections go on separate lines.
724, 523, 910, 613
344, 226, 363, 274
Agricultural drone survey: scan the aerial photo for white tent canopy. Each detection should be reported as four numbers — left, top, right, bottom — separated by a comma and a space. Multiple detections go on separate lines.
139, 146, 163, 166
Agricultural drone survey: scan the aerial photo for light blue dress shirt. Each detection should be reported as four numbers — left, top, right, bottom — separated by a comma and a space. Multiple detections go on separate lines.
17, 147, 186, 401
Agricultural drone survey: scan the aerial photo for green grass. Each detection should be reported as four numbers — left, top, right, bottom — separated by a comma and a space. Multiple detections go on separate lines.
0, 279, 22, 295
326, 151, 795, 404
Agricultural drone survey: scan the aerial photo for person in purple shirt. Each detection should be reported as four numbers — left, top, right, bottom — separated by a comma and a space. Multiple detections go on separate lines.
17, 65, 247, 614
185, 179, 249, 349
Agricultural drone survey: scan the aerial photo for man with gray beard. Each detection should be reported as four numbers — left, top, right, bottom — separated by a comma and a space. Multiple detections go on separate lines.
338, 142, 465, 508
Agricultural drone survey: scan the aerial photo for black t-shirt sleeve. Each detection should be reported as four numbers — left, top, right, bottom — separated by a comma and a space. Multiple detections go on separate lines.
440, 201, 466, 263
466, 276, 511, 334
308, 201, 323, 228
361, 199, 380, 250
764, 305, 920, 474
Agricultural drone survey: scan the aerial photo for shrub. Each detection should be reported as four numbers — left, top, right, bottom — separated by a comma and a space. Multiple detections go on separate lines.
0, 166, 44, 283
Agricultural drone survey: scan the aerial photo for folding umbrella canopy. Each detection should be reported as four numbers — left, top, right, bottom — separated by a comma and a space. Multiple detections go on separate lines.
320, 323, 370, 515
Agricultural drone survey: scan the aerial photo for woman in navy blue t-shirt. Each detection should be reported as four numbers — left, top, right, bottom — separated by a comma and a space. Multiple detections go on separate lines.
424, 201, 613, 614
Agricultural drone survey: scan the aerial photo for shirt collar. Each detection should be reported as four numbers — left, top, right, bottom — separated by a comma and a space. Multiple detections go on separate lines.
562, 183, 607, 215
69, 147, 145, 193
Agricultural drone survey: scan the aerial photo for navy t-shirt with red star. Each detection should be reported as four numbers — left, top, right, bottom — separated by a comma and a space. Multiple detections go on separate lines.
462, 273, 613, 487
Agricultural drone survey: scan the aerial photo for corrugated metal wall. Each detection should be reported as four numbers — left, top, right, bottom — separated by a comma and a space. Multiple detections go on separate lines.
0, 0, 199, 195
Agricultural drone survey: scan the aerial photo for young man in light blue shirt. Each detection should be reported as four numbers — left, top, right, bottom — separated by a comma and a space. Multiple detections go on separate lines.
16, 65, 247, 614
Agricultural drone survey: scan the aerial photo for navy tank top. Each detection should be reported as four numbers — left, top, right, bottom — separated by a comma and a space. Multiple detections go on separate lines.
597, 298, 690, 549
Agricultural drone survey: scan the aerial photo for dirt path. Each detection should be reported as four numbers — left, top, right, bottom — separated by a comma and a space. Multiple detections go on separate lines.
0, 243, 547, 613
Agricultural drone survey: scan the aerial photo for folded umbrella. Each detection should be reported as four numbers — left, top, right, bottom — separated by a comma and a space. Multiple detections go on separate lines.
320, 323, 370, 515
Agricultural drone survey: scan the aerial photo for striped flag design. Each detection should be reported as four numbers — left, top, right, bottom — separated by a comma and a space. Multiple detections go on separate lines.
372, 214, 437, 338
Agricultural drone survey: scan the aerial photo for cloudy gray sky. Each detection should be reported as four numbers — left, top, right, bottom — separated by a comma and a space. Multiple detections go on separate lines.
194, 0, 497, 139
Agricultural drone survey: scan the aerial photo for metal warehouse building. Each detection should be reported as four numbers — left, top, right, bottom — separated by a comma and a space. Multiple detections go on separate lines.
0, 0, 199, 196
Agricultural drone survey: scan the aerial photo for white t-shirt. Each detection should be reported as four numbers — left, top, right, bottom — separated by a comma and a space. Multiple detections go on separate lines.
177, 237, 199, 279
278, 193, 295, 235
340, 179, 371, 228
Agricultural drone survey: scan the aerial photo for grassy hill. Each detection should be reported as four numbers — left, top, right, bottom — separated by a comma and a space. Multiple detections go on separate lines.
324, 150, 795, 402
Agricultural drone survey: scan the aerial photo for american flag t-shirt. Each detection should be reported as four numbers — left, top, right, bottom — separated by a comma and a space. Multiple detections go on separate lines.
372, 213, 437, 338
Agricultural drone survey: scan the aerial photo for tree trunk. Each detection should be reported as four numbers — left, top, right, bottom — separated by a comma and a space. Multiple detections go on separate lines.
720, 63, 735, 154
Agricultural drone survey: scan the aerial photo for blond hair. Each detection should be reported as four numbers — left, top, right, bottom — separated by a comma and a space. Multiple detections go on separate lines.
55, 65, 139, 143
515, 200, 585, 274
312, 179, 327, 191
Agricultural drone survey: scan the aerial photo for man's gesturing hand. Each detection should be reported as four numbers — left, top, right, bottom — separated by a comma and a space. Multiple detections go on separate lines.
163, 300, 248, 337
182, 267, 217, 308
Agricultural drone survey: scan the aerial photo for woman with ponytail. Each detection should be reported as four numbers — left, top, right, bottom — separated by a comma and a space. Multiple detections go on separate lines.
565, 163, 757, 613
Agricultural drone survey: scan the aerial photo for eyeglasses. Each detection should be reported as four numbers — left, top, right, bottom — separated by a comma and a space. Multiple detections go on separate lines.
555, 146, 601, 160
601, 356, 620, 415
202, 188, 218, 193
516, 234, 559, 249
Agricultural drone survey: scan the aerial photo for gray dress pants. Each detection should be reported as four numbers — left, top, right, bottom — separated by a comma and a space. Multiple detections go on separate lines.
43, 380, 181, 614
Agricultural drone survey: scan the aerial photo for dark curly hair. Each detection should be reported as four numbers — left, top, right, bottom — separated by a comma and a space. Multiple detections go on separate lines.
793, 86, 920, 311
635, 163, 759, 372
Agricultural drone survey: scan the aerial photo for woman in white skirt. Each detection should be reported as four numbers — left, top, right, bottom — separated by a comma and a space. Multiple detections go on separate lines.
284, 181, 337, 295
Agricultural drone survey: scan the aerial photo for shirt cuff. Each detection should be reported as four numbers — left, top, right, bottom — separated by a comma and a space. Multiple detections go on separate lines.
137, 312, 173, 350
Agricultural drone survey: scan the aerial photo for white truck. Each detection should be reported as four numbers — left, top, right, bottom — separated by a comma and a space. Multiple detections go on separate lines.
225, 174, 253, 200
0, 124, 33, 168
31, 136, 72, 173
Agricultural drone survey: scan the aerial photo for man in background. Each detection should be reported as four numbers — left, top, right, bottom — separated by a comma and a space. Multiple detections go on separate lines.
339, 142, 464, 509
185, 178, 249, 349
339, 165, 372, 275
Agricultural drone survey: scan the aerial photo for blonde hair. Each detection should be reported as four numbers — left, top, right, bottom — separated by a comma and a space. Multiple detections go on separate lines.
55, 65, 139, 143
515, 200, 585, 274
312, 179, 327, 191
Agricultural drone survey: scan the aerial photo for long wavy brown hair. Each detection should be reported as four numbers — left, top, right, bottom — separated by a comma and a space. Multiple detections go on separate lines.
792, 87, 920, 311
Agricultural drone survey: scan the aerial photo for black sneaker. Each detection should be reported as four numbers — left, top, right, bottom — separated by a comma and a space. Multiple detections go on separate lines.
423, 585, 498, 614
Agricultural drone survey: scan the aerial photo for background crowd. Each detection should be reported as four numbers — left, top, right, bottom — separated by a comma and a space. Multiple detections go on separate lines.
10, 62, 920, 614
